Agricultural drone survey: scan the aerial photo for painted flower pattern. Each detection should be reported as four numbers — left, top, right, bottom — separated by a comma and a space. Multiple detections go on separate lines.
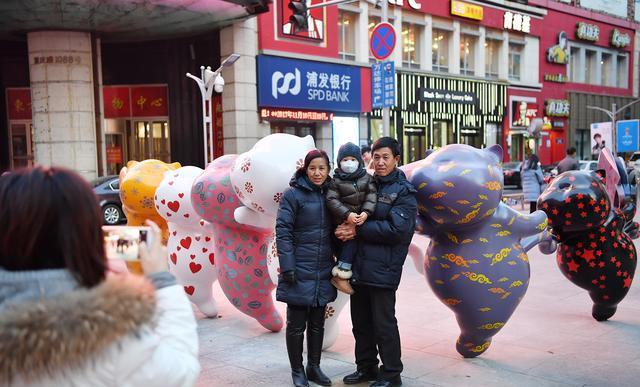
245, 182, 254, 194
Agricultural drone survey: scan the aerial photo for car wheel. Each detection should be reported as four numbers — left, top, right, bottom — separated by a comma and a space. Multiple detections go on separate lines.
103, 204, 122, 225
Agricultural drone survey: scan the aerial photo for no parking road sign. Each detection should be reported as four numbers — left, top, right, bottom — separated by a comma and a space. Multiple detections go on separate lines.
370, 22, 396, 60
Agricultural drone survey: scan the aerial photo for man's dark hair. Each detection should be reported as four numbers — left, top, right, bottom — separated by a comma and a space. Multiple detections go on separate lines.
567, 147, 577, 155
372, 136, 401, 157
593, 133, 602, 140
360, 145, 371, 154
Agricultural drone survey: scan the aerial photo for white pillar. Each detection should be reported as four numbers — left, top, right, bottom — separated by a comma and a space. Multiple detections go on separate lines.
499, 31, 509, 80
422, 14, 432, 71
476, 26, 485, 77
451, 21, 461, 74
357, 2, 369, 63
28, 31, 97, 180
220, 18, 269, 154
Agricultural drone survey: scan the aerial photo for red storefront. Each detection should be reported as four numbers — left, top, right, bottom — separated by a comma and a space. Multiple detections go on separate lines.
506, 1, 636, 165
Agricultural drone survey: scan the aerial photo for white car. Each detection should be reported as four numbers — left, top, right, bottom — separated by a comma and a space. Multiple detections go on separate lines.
628, 152, 640, 169
579, 160, 598, 171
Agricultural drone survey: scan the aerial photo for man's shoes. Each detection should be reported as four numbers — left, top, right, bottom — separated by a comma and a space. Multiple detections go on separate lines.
331, 276, 355, 295
369, 375, 402, 387
343, 368, 378, 384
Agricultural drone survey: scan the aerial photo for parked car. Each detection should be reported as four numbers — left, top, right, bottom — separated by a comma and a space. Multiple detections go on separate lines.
92, 176, 126, 225
627, 151, 640, 169
502, 161, 522, 188
579, 160, 598, 171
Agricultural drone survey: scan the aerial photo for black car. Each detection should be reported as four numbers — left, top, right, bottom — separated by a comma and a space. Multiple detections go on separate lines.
92, 176, 126, 225
502, 161, 522, 188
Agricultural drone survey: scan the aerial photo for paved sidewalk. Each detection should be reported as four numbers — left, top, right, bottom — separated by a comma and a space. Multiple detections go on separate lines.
195, 237, 640, 386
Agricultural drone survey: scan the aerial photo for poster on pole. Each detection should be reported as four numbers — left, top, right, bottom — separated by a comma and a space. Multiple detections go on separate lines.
590, 122, 612, 160
616, 120, 639, 153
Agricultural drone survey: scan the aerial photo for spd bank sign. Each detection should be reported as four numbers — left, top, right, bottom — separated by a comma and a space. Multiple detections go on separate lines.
257, 55, 361, 113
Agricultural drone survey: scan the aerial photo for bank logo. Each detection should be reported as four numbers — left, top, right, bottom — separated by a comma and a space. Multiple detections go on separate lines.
272, 69, 301, 99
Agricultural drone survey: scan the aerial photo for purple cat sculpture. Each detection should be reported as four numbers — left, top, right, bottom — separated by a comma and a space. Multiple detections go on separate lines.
411, 144, 548, 357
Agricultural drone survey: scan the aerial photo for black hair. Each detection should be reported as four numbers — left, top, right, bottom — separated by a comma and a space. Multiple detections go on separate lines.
296, 149, 331, 178
360, 145, 371, 154
371, 136, 401, 157
567, 147, 577, 155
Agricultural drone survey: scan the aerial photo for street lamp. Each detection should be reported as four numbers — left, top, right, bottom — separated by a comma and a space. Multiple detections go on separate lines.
586, 99, 640, 156
186, 53, 241, 167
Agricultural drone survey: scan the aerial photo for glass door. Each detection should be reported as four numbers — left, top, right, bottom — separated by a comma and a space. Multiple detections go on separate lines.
403, 126, 426, 164
128, 120, 170, 163
9, 122, 33, 169
432, 121, 454, 149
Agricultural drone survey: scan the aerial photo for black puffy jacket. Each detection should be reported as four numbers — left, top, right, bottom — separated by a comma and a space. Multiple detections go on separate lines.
275, 172, 337, 307
352, 169, 417, 290
326, 170, 377, 225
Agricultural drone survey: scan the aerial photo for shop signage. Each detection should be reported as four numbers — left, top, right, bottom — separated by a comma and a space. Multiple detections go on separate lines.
6, 88, 32, 120
103, 86, 131, 118
547, 32, 569, 64
370, 23, 396, 61
512, 101, 538, 128
213, 95, 224, 159
552, 121, 565, 129
372, 61, 395, 109
576, 22, 599, 42
616, 120, 639, 152
611, 29, 631, 48
545, 99, 570, 117
257, 55, 362, 113
543, 73, 567, 83
32, 55, 81, 65
450, 0, 483, 21
390, 0, 422, 11
106, 145, 122, 164
131, 86, 168, 117
259, 107, 334, 121
418, 88, 476, 105
503, 11, 531, 34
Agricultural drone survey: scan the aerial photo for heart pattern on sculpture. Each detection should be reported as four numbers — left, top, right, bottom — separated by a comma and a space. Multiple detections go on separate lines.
170, 253, 177, 265
180, 236, 192, 249
168, 201, 180, 212
189, 262, 202, 273
184, 286, 195, 295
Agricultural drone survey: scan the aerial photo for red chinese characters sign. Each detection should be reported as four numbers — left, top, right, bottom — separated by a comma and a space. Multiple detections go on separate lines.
103, 85, 168, 118
103, 87, 130, 118
7, 88, 32, 120
106, 145, 123, 164
213, 95, 224, 159
131, 86, 168, 117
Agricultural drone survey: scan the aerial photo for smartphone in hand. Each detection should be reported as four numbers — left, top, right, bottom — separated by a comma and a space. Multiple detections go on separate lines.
103, 226, 152, 275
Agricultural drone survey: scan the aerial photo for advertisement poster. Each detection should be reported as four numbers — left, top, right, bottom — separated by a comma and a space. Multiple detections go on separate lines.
616, 120, 639, 153
590, 122, 612, 160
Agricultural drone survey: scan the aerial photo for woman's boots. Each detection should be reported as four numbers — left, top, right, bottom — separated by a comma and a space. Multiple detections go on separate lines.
306, 308, 332, 386
286, 305, 332, 386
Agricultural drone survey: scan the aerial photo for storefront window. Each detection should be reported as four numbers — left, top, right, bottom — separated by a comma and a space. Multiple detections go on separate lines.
338, 10, 356, 61
432, 29, 450, 72
508, 42, 523, 81
271, 122, 317, 139
485, 39, 499, 79
402, 22, 420, 69
460, 34, 476, 76
585, 49, 597, 84
617, 54, 628, 88
432, 121, 454, 148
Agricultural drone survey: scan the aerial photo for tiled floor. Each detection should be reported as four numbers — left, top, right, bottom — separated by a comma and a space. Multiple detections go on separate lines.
196, 229, 640, 386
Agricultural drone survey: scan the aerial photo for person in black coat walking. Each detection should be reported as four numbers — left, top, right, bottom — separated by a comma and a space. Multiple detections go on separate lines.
276, 149, 337, 387
335, 137, 417, 387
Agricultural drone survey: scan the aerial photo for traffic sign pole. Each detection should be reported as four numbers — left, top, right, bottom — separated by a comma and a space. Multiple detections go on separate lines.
382, 0, 390, 138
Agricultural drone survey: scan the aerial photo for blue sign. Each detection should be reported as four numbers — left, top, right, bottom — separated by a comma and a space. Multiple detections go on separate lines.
371, 61, 395, 109
617, 119, 639, 152
257, 55, 362, 113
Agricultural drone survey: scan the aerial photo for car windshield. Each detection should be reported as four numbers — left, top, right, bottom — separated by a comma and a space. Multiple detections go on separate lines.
91, 176, 117, 188
630, 153, 640, 161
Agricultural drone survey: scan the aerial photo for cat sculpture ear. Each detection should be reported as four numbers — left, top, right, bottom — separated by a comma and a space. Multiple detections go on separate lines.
425, 149, 435, 158
485, 144, 503, 163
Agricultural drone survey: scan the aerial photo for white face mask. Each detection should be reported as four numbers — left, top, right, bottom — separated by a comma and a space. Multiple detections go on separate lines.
340, 159, 359, 174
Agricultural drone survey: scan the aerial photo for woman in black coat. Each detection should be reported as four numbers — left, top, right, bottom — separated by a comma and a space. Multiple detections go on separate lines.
276, 149, 337, 387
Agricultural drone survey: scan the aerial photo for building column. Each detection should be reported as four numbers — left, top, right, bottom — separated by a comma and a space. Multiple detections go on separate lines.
28, 31, 97, 180
220, 18, 269, 154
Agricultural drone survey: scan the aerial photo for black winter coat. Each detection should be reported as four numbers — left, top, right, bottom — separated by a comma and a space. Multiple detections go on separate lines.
352, 168, 417, 290
326, 171, 377, 224
275, 173, 337, 307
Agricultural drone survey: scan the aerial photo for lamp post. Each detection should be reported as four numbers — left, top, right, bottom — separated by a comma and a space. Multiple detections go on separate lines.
586, 99, 640, 156
186, 53, 241, 167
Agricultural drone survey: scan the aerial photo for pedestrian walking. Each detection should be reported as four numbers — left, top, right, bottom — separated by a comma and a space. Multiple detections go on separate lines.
335, 137, 417, 387
326, 142, 377, 295
521, 154, 545, 213
0, 167, 200, 387
276, 149, 337, 387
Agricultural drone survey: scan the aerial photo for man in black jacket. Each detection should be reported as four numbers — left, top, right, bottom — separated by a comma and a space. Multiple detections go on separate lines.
335, 137, 417, 387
